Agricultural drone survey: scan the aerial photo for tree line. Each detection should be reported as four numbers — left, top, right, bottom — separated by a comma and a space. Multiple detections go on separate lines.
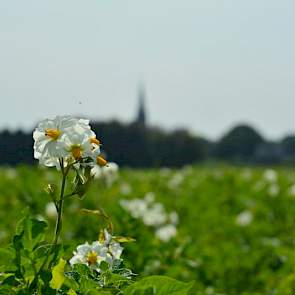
0, 121, 294, 167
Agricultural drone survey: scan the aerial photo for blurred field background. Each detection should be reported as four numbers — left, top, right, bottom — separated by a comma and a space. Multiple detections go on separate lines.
2, 165, 295, 294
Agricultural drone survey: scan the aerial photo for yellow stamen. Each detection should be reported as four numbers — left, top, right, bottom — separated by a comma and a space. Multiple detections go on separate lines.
45, 128, 60, 141
90, 137, 101, 145
97, 156, 107, 167
87, 251, 98, 265
71, 145, 82, 160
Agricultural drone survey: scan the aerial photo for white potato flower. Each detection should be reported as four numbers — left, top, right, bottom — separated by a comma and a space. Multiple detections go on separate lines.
142, 203, 167, 226
33, 116, 75, 164
63, 126, 96, 161
155, 224, 177, 242
120, 199, 148, 219
263, 169, 278, 183
91, 162, 119, 186
268, 183, 280, 197
101, 229, 123, 260
70, 230, 123, 272
45, 202, 57, 219
33, 116, 101, 168
236, 210, 253, 227
69, 241, 111, 271
288, 184, 295, 196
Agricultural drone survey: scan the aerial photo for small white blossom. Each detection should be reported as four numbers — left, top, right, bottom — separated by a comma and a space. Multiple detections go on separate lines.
236, 210, 253, 227
69, 241, 111, 271
263, 169, 278, 183
142, 203, 167, 226
169, 211, 179, 225
45, 202, 57, 219
155, 224, 177, 242
144, 192, 155, 204
101, 229, 123, 260
168, 173, 184, 190
120, 183, 132, 195
70, 230, 123, 272
288, 184, 295, 196
268, 184, 280, 197
91, 162, 119, 186
121, 196, 179, 242
120, 199, 148, 219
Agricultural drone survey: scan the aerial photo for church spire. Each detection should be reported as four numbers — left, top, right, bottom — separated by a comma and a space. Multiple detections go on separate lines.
135, 83, 146, 126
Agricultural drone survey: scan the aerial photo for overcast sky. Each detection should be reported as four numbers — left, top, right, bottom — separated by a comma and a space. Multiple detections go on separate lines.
0, 0, 294, 140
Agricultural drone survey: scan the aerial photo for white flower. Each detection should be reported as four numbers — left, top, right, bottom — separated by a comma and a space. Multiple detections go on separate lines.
69, 241, 111, 271
155, 224, 177, 242
120, 183, 132, 195
120, 199, 148, 219
263, 169, 278, 183
70, 231, 124, 272
91, 162, 119, 186
236, 210, 253, 227
33, 116, 100, 168
142, 203, 167, 226
168, 173, 184, 190
144, 192, 155, 204
268, 184, 279, 197
63, 125, 96, 161
101, 229, 123, 260
120, 196, 179, 241
33, 116, 76, 164
45, 202, 57, 219
169, 211, 179, 225
288, 184, 295, 196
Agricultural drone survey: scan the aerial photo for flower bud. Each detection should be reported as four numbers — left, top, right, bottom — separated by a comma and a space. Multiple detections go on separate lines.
97, 156, 107, 167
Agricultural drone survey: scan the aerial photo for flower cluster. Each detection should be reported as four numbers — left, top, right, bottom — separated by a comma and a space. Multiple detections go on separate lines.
120, 193, 178, 242
33, 115, 107, 170
69, 229, 123, 272
91, 162, 119, 186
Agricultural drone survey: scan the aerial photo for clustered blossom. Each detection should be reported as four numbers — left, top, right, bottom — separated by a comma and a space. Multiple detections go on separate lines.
120, 192, 178, 242
69, 229, 123, 272
235, 210, 253, 227
33, 116, 106, 169
91, 162, 119, 186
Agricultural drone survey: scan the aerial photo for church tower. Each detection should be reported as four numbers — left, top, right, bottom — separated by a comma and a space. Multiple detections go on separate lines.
135, 84, 147, 127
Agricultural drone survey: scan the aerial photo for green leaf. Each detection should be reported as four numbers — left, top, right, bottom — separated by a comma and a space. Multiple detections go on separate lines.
73, 263, 91, 276
99, 261, 109, 272
12, 234, 23, 278
64, 274, 80, 291
0, 285, 15, 295
79, 275, 100, 293
0, 247, 15, 272
113, 236, 136, 243
49, 258, 66, 290
123, 276, 196, 295
15, 215, 47, 252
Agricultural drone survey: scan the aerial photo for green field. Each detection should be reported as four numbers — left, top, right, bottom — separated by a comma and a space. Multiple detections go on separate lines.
1, 165, 295, 294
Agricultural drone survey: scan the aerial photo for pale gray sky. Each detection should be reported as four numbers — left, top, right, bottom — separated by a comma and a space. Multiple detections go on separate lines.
0, 0, 294, 140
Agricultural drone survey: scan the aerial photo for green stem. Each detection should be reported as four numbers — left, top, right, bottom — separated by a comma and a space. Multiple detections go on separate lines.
31, 160, 70, 288
52, 170, 67, 245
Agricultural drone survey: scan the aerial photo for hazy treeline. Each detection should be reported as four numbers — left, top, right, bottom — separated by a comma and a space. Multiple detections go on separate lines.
0, 121, 295, 167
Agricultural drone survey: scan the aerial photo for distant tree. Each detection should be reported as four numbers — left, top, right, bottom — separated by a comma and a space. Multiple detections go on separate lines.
281, 136, 295, 155
281, 136, 295, 162
215, 124, 264, 162
254, 142, 283, 164
148, 128, 209, 167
